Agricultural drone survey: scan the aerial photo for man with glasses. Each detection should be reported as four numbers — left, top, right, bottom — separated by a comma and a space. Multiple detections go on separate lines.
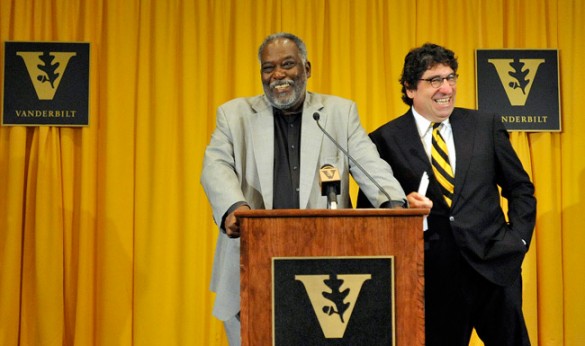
358, 43, 536, 345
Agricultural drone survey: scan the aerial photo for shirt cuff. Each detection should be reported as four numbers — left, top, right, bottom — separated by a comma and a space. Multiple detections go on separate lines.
380, 199, 408, 209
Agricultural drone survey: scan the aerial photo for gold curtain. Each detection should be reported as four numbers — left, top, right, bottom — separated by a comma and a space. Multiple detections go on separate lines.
0, 0, 583, 345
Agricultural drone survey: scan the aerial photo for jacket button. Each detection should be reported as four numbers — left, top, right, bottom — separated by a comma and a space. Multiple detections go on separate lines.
449, 216, 455, 222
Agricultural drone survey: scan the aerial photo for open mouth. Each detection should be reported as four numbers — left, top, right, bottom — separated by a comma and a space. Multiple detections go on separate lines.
271, 80, 294, 93
434, 97, 451, 105
274, 84, 290, 92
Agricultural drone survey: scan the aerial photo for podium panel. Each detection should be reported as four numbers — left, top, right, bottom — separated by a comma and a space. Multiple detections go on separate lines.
238, 208, 427, 346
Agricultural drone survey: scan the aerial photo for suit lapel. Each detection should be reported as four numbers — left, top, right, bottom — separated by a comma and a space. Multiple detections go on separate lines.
251, 97, 275, 209
393, 111, 448, 209
394, 111, 432, 174
299, 93, 324, 209
450, 109, 475, 207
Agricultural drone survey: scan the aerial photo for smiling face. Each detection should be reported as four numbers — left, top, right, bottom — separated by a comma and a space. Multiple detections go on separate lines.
406, 64, 457, 122
407, 64, 456, 123
260, 38, 311, 113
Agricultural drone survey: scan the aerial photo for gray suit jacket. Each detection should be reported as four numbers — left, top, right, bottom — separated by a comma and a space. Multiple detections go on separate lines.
200, 92, 406, 320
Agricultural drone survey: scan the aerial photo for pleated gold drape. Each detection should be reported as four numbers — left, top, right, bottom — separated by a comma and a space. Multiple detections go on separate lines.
0, 0, 583, 345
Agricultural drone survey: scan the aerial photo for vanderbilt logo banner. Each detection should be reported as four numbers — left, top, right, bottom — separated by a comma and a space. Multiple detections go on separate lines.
476, 49, 561, 131
272, 257, 395, 345
2, 41, 90, 126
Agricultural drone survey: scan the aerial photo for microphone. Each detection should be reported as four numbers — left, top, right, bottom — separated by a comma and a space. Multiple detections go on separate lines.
319, 164, 341, 209
312, 112, 395, 205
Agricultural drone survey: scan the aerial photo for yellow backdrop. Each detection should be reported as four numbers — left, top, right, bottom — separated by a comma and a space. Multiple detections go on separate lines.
0, 0, 583, 345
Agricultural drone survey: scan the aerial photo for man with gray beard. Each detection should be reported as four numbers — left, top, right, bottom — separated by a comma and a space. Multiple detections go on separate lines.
200, 32, 406, 345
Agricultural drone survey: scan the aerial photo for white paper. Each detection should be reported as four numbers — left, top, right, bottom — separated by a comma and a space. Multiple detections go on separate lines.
418, 171, 429, 195
418, 171, 429, 231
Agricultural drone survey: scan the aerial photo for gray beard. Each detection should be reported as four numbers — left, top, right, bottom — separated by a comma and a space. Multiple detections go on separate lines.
264, 79, 306, 110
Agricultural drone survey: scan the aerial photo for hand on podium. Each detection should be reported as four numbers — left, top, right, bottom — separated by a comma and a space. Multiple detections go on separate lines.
225, 204, 251, 238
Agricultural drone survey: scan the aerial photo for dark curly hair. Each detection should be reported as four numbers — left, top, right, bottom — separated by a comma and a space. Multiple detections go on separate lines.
399, 43, 458, 106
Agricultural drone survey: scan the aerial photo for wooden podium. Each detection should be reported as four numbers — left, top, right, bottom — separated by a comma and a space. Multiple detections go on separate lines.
238, 208, 428, 345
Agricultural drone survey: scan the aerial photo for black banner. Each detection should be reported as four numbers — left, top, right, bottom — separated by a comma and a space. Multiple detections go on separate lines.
2, 41, 90, 126
476, 49, 561, 131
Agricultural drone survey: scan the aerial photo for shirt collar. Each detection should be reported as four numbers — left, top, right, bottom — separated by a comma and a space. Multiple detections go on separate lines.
411, 106, 451, 138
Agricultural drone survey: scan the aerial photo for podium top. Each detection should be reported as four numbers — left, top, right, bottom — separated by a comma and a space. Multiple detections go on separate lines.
235, 208, 430, 218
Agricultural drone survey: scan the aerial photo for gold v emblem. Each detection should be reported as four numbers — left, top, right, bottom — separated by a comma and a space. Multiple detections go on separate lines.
17, 51, 77, 100
295, 274, 371, 338
488, 58, 545, 106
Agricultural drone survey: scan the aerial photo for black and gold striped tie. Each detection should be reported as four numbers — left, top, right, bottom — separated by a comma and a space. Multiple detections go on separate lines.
431, 122, 454, 207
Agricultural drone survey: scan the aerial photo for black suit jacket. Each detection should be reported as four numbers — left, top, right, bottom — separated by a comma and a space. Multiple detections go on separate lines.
358, 108, 536, 286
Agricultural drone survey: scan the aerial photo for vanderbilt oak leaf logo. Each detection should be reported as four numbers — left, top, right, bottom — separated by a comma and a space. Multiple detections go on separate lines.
322, 275, 351, 322
322, 168, 337, 180
488, 58, 545, 106
295, 274, 371, 338
507, 59, 530, 94
16, 51, 77, 100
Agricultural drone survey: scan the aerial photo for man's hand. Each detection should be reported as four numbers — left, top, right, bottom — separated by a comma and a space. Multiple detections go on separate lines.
225, 204, 251, 238
407, 192, 433, 209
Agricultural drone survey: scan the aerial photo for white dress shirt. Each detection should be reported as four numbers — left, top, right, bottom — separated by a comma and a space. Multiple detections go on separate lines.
411, 107, 456, 174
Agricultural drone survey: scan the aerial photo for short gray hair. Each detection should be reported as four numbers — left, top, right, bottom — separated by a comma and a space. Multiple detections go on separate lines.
257, 32, 308, 64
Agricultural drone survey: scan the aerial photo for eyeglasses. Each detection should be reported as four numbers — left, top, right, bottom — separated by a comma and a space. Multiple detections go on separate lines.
419, 74, 458, 88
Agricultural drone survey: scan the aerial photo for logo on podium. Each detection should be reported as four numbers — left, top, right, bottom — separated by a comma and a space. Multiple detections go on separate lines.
273, 257, 395, 345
